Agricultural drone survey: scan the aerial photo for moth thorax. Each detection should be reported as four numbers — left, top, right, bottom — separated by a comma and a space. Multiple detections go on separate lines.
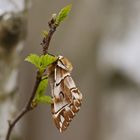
58, 56, 73, 72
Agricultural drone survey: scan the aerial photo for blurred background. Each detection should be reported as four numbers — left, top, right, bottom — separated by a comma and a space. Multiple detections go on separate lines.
1, 0, 140, 140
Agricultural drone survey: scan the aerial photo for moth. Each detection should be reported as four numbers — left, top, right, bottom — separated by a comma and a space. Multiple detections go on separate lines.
48, 55, 82, 132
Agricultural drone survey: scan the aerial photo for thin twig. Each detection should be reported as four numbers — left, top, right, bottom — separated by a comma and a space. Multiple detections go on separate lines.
6, 73, 41, 140
5, 17, 58, 140
41, 19, 57, 55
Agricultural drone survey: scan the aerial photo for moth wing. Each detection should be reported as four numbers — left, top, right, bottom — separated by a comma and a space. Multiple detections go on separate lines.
51, 66, 82, 132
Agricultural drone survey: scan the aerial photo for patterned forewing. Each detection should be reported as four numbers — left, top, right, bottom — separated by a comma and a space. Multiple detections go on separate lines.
49, 57, 82, 132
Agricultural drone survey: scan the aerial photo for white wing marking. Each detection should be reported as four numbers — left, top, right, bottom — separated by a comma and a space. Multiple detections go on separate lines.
64, 76, 76, 89
53, 100, 67, 112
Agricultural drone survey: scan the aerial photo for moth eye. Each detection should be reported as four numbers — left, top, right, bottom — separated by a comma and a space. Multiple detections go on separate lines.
59, 92, 64, 99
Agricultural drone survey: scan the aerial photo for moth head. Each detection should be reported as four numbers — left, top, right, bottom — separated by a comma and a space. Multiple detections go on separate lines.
58, 56, 73, 72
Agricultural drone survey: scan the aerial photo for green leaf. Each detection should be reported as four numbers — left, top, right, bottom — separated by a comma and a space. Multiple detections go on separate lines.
36, 78, 48, 96
25, 54, 40, 69
35, 78, 52, 104
56, 4, 72, 25
40, 54, 57, 69
25, 54, 57, 71
37, 95, 52, 104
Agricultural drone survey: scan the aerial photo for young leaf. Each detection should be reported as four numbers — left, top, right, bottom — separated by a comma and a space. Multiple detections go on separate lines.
36, 78, 48, 96
25, 54, 40, 69
35, 78, 52, 104
37, 95, 52, 104
25, 54, 57, 71
42, 30, 48, 37
56, 4, 72, 25
40, 54, 57, 69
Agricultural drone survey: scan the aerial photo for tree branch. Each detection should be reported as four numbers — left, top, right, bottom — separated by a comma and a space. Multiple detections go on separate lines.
6, 73, 41, 140
5, 17, 58, 140
41, 18, 57, 55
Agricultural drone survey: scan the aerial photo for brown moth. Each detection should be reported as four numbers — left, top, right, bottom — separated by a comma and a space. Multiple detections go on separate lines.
48, 56, 82, 133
